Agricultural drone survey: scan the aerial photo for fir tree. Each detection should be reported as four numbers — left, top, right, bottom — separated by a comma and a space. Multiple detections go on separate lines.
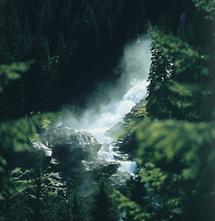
146, 44, 174, 119
92, 179, 119, 221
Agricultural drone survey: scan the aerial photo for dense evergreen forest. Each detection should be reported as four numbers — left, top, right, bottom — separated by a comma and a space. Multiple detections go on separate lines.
0, 0, 215, 221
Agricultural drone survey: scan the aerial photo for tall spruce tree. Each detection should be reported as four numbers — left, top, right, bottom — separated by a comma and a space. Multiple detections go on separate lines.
118, 1, 215, 221
146, 45, 174, 119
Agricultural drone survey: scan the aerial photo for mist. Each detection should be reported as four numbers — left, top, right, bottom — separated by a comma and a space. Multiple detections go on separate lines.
60, 35, 151, 133
53, 35, 152, 175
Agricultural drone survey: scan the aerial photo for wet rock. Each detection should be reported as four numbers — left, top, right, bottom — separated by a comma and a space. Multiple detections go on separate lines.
45, 126, 101, 159
42, 126, 102, 177
32, 141, 52, 157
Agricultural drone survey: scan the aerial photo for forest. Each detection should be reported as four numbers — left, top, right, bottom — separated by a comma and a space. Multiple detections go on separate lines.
0, 0, 215, 221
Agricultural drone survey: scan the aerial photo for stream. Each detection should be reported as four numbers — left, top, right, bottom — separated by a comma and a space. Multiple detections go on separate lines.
77, 36, 152, 175
34, 35, 152, 179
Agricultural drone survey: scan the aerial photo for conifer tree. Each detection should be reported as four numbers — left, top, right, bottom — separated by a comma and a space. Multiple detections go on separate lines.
146, 45, 174, 119
92, 179, 119, 221
118, 1, 215, 221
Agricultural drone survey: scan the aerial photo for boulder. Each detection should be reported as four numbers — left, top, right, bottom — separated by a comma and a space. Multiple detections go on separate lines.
43, 126, 101, 176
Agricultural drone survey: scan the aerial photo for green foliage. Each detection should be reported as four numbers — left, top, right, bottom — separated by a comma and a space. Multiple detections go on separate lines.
92, 179, 119, 221
0, 62, 31, 92
136, 120, 215, 179
118, 119, 215, 221
1, 1, 215, 221
150, 30, 207, 77
146, 28, 215, 121
192, 0, 215, 19
117, 1, 215, 221
116, 190, 151, 221
115, 102, 147, 140
0, 166, 67, 221
146, 44, 173, 119
0, 112, 58, 152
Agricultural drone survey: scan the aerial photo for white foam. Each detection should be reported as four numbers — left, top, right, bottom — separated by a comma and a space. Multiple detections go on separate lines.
72, 36, 152, 175
34, 37, 151, 180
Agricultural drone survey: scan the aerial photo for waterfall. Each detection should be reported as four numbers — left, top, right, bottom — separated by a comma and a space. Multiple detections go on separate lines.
77, 35, 152, 175
34, 35, 152, 181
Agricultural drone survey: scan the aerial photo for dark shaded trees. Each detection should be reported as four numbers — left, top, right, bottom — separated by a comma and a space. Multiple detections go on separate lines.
0, 0, 148, 120
92, 179, 119, 221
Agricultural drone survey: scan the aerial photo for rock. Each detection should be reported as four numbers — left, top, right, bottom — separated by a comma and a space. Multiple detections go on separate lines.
42, 126, 102, 176
45, 126, 101, 158
32, 141, 52, 157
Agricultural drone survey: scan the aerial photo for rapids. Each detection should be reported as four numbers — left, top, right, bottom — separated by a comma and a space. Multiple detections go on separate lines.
78, 36, 152, 175
35, 36, 152, 178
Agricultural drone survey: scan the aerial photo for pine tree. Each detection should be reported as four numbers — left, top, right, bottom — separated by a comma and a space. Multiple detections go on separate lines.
146, 44, 174, 119
92, 179, 119, 221
118, 1, 215, 221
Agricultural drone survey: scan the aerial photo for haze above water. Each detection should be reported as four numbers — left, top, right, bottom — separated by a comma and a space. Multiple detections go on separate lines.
65, 35, 152, 174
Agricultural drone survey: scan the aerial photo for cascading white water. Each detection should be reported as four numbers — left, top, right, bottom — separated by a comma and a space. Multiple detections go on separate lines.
35, 36, 151, 178
78, 36, 152, 175
33, 36, 152, 184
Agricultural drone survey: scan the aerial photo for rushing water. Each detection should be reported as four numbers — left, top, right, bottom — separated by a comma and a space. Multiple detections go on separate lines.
35, 36, 152, 177
77, 36, 152, 175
